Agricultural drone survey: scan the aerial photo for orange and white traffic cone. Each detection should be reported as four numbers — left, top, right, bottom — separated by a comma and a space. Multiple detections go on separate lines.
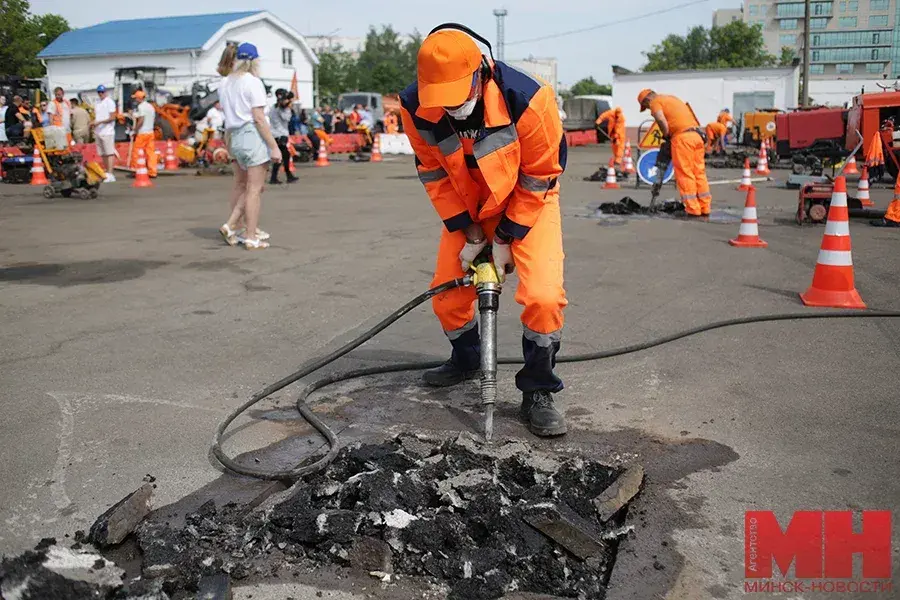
755, 142, 770, 176
856, 167, 874, 208
623, 140, 635, 175
30, 148, 49, 185
132, 149, 154, 188
288, 153, 295, 174
164, 141, 179, 170
602, 159, 619, 189
155, 148, 164, 171
371, 134, 383, 162
315, 141, 330, 167
843, 153, 859, 175
799, 176, 865, 309
737, 158, 752, 191
729, 186, 767, 248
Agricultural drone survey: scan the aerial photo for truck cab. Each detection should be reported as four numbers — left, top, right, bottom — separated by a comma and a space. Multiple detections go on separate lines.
337, 92, 385, 133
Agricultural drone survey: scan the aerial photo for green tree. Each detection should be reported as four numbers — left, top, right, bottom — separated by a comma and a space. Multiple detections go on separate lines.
355, 25, 422, 94
316, 46, 359, 105
0, 0, 71, 77
779, 46, 797, 66
643, 21, 775, 71
567, 77, 612, 97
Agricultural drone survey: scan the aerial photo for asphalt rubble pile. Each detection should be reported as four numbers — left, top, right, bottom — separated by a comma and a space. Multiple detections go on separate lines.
1, 433, 642, 600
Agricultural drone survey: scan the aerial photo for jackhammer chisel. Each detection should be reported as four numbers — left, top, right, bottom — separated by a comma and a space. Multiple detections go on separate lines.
471, 247, 502, 441
649, 140, 672, 212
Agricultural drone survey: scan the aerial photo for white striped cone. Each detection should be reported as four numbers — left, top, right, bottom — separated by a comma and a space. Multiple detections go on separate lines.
602, 161, 619, 189
737, 158, 752, 191
165, 141, 179, 170
30, 148, 49, 185
800, 176, 865, 308
857, 167, 874, 207
843, 153, 859, 175
132, 149, 153, 188
623, 140, 635, 174
756, 143, 770, 175
156, 148, 164, 171
729, 187, 767, 248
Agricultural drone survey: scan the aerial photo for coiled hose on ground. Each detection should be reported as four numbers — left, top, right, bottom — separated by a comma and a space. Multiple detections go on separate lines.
211, 278, 900, 481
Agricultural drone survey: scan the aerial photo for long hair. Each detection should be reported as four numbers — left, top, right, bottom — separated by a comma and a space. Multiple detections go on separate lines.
231, 58, 261, 78
217, 44, 237, 76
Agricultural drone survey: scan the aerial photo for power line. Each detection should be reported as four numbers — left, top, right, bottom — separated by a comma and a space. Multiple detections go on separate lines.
505, 0, 710, 46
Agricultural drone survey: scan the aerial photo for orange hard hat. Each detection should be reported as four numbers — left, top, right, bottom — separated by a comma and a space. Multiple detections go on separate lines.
417, 30, 482, 108
637, 89, 653, 111
132, 90, 146, 100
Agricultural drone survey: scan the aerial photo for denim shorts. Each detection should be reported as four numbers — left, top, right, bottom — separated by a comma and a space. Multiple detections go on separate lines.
227, 122, 269, 169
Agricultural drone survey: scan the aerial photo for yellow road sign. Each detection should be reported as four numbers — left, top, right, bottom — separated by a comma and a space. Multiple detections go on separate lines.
639, 123, 664, 149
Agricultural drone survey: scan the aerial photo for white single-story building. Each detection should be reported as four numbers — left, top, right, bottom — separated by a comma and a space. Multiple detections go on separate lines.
37, 11, 318, 108
612, 66, 800, 140
807, 78, 900, 108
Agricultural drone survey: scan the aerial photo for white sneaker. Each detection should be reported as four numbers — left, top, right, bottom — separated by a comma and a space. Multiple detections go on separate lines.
104, 174, 116, 183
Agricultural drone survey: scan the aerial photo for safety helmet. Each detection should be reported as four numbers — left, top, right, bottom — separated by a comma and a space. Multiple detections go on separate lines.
131, 90, 146, 101
417, 30, 483, 108
637, 89, 653, 111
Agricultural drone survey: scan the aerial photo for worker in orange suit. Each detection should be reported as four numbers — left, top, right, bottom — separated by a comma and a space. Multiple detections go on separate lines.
705, 121, 727, 154
595, 106, 626, 166
639, 89, 710, 216
399, 26, 569, 438
717, 108, 735, 144
384, 111, 399, 134
129, 90, 158, 177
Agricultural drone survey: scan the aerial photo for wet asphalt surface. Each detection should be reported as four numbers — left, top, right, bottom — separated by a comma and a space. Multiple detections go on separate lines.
1, 147, 899, 599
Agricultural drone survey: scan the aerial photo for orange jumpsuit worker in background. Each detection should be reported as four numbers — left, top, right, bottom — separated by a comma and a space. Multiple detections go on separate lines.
639, 89, 711, 216
705, 121, 727, 154
130, 90, 158, 177
717, 108, 735, 145
400, 26, 569, 438
595, 106, 626, 166
384, 111, 399, 134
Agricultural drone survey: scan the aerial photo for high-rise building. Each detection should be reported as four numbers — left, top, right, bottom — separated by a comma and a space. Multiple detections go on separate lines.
743, 0, 896, 78
714, 8, 743, 27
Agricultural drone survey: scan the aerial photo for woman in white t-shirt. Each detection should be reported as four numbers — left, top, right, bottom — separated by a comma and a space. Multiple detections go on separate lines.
217, 42, 281, 250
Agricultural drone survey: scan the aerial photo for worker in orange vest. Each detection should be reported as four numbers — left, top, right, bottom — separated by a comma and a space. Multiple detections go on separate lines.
717, 108, 735, 145
705, 121, 727, 154
595, 106, 626, 166
400, 26, 569, 437
129, 90, 158, 177
639, 89, 711, 216
384, 111, 399, 134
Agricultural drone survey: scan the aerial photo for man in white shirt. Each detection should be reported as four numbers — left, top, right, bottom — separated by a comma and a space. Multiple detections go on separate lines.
92, 85, 119, 182
206, 101, 224, 139
130, 90, 157, 177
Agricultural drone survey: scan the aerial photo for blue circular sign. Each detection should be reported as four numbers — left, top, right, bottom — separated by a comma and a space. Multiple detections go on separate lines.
636, 149, 675, 185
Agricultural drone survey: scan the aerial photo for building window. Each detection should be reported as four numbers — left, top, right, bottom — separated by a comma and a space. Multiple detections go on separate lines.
812, 50, 821, 61
780, 18, 799, 29
749, 4, 758, 15
810, 65, 825, 74
836, 63, 855, 73
839, 16, 857, 27
812, 34, 822, 45
760, 5, 767, 15
813, 2, 833, 16
780, 34, 798, 46
872, 48, 880, 59
870, 0, 889, 10
810, 18, 829, 28
839, 0, 846, 11
777, 3, 805, 18
848, 0, 858, 10
869, 15, 888, 27
866, 62, 885, 73
281, 48, 293, 66
872, 32, 880, 44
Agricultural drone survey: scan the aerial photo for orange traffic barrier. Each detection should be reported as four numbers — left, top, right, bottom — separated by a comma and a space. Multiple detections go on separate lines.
622, 140, 635, 175
856, 167, 874, 208
602, 159, 619, 189
30, 148, 49, 185
729, 186, 767, 248
800, 176, 865, 309
737, 158, 752, 191
315, 140, 330, 167
132, 149, 154, 188
843, 154, 859, 175
755, 142, 770, 176
371, 134, 383, 162
165, 141, 179, 170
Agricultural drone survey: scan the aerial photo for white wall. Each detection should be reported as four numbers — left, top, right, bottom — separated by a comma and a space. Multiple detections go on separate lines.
46, 52, 193, 97
506, 58, 558, 92
808, 78, 900, 107
612, 67, 800, 129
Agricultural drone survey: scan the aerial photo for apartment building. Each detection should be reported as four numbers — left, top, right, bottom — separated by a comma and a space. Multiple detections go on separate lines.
742, 0, 898, 78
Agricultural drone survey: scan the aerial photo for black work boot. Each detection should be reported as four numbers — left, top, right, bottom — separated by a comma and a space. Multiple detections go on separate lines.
520, 390, 567, 437
423, 325, 480, 387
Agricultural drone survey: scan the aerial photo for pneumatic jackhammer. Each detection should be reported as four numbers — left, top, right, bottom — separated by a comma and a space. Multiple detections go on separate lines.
470, 246, 502, 442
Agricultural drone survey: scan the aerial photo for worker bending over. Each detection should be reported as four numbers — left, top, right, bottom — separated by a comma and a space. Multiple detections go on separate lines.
400, 26, 569, 437
639, 89, 711, 216
717, 108, 735, 144
595, 106, 626, 166
130, 90, 158, 177
705, 121, 727, 155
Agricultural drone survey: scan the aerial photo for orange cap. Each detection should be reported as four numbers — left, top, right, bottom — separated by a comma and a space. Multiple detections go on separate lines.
417, 30, 482, 108
637, 89, 653, 111
132, 90, 146, 100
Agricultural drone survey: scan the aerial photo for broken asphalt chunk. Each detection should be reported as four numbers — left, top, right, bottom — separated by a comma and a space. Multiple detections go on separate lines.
88, 482, 154, 547
592, 464, 644, 523
196, 573, 232, 600
523, 504, 608, 561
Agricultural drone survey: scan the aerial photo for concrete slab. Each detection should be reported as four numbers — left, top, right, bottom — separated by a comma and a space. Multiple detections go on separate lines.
1, 147, 898, 599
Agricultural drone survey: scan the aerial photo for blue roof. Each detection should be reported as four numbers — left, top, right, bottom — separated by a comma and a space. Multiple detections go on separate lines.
38, 11, 263, 58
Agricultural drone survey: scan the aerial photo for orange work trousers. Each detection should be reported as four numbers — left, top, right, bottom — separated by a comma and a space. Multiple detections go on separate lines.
431, 195, 567, 337
131, 132, 158, 177
610, 136, 623, 166
671, 131, 711, 216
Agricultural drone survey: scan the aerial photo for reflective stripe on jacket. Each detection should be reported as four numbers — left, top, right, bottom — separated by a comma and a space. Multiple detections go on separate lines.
399, 61, 567, 240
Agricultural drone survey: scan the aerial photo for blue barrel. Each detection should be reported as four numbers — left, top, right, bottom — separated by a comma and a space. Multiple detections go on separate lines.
636, 149, 674, 185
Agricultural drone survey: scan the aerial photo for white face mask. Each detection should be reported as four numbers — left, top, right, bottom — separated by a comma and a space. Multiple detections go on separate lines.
446, 94, 479, 120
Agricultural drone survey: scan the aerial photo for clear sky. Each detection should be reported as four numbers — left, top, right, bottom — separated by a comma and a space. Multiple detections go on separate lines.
34, 0, 742, 87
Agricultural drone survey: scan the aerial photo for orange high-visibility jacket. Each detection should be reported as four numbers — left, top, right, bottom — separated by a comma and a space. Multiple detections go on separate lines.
596, 107, 625, 140
399, 61, 566, 240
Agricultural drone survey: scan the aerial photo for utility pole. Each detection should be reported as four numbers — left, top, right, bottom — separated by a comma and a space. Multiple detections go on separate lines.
493, 9, 508, 61
801, 0, 811, 107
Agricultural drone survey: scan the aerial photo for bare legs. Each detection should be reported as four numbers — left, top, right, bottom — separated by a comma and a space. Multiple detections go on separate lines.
224, 163, 268, 246
225, 164, 248, 231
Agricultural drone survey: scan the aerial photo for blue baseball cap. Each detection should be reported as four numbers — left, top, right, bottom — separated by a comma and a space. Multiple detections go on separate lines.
97, 85, 107, 92
236, 43, 259, 60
